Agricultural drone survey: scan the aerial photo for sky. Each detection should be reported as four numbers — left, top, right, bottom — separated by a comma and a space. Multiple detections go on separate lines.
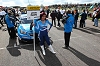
0, 0, 100, 7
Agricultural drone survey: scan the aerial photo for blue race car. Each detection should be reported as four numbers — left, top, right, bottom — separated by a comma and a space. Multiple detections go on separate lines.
17, 14, 35, 43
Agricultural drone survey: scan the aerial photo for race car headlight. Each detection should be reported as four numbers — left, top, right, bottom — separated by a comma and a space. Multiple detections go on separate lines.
20, 29, 26, 34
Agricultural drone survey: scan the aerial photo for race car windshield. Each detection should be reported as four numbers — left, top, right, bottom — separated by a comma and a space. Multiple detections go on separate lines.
21, 18, 32, 24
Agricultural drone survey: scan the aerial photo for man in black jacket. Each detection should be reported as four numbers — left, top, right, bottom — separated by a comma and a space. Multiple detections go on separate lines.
56, 10, 61, 27
50, 11, 56, 27
80, 10, 87, 28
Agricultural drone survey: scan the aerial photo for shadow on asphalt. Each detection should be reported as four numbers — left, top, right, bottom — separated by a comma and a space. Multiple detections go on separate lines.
7, 37, 54, 57
76, 27, 100, 35
36, 49, 62, 66
84, 27, 100, 33
18, 38, 53, 51
76, 28, 92, 34
7, 38, 21, 57
56, 27, 64, 31
68, 47, 100, 66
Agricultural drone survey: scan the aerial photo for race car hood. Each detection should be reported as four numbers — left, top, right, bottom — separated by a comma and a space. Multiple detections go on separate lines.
19, 24, 34, 32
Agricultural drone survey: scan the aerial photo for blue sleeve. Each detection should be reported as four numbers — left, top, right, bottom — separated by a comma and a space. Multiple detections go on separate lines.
47, 20, 52, 30
35, 21, 40, 30
34, 19, 40, 30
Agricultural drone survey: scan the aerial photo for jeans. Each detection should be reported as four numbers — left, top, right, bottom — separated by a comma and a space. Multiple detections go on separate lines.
74, 19, 78, 28
7, 27, 16, 38
94, 18, 98, 27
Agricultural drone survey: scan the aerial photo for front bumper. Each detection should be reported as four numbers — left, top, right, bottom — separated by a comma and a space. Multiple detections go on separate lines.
18, 33, 34, 42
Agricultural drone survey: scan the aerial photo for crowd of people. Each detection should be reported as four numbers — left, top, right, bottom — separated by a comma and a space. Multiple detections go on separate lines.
0, 6, 100, 55
42, 7, 100, 28
49, 9, 87, 28
92, 8, 100, 27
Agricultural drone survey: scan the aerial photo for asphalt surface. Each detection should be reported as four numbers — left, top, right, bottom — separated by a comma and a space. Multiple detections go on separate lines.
0, 18, 100, 66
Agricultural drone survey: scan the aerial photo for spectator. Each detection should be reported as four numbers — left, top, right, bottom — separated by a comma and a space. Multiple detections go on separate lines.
80, 10, 87, 28
93, 10, 100, 27
46, 9, 50, 18
5, 9, 16, 39
74, 10, 79, 28
92, 9, 97, 22
56, 10, 62, 27
60, 9, 64, 19
50, 11, 56, 27
63, 10, 74, 49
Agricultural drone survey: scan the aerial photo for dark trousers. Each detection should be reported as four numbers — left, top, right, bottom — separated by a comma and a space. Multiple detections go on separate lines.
35, 33, 39, 45
80, 19, 85, 28
57, 18, 61, 26
39, 30, 50, 46
74, 19, 77, 28
7, 27, 16, 38
52, 18, 56, 26
64, 32, 71, 47
92, 16, 95, 22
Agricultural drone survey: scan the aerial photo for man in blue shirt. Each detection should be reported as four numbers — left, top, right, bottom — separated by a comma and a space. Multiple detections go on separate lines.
30, 19, 40, 46
63, 10, 74, 49
5, 9, 16, 39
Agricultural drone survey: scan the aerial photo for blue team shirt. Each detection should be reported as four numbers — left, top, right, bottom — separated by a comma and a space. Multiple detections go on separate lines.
36, 20, 52, 32
34, 19, 40, 33
5, 14, 14, 28
64, 14, 74, 33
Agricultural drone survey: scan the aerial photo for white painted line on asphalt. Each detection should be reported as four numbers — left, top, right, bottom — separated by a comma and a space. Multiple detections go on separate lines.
93, 45, 96, 46
0, 44, 33, 50
71, 36, 82, 39
0, 47, 6, 50
53, 39, 64, 42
